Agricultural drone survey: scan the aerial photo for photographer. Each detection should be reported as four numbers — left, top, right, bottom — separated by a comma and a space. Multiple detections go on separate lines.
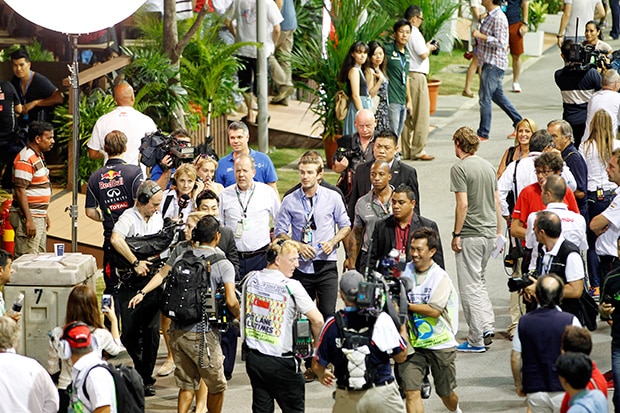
331, 109, 376, 203
129, 215, 239, 413
151, 128, 194, 190
402, 5, 437, 161
399, 227, 461, 412
241, 240, 323, 412
313, 270, 407, 412
523, 211, 585, 318
554, 39, 602, 148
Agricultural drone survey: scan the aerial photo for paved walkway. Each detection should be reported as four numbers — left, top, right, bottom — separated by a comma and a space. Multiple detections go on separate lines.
137, 40, 619, 412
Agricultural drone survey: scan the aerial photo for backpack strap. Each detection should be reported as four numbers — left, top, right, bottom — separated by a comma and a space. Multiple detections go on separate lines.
80, 363, 112, 402
334, 310, 347, 346
161, 193, 175, 217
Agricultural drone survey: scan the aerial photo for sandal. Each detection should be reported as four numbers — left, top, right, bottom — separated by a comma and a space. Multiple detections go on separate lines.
462, 90, 474, 98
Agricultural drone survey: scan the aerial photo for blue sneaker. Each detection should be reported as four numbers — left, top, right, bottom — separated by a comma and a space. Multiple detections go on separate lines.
456, 341, 486, 353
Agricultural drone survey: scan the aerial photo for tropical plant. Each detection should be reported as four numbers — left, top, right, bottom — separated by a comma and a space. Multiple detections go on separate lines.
547, 0, 564, 15
528, 1, 548, 32
121, 46, 192, 132
181, 13, 252, 120
53, 90, 115, 185
290, 0, 399, 140
0, 40, 55, 62
383, 0, 460, 43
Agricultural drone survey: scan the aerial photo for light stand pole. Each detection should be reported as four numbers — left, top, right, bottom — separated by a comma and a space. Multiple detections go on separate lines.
67, 34, 80, 252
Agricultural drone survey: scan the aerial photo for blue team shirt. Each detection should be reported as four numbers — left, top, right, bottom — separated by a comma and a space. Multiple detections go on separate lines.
215, 148, 278, 188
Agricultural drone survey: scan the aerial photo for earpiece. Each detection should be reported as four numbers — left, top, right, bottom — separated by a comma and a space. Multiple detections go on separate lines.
266, 239, 286, 264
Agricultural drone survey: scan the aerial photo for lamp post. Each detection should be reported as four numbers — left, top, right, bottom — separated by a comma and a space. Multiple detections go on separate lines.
5, 0, 146, 251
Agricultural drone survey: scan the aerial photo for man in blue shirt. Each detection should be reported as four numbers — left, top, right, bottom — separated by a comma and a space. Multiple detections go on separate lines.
215, 122, 278, 193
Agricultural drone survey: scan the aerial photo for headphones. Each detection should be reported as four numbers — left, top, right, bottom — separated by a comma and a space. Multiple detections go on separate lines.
137, 183, 162, 205
266, 239, 286, 264
56, 321, 92, 360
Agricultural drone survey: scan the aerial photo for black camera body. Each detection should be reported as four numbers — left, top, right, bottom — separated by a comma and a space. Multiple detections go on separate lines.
140, 131, 195, 170
430, 39, 440, 56
334, 146, 358, 162
567, 42, 608, 70
508, 271, 539, 293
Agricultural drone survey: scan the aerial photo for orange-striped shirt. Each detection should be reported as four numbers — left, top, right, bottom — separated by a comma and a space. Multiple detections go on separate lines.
12, 146, 51, 217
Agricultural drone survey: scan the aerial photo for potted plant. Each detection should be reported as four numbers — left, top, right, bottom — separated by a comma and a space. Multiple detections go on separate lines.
524, 0, 548, 56
290, 0, 399, 165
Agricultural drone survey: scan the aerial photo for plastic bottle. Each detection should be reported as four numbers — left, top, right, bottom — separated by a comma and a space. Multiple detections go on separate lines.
11, 293, 24, 313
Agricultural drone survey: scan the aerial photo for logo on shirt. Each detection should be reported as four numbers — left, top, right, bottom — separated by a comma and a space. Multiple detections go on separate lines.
99, 170, 124, 189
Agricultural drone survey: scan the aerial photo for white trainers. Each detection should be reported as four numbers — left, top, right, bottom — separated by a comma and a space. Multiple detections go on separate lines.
512, 82, 522, 93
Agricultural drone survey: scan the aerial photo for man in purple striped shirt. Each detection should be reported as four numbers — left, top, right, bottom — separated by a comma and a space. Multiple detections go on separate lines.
473, 0, 522, 140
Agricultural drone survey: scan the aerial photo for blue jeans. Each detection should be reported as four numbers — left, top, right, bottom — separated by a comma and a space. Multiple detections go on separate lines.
388, 103, 407, 137
612, 343, 620, 410
477, 63, 522, 139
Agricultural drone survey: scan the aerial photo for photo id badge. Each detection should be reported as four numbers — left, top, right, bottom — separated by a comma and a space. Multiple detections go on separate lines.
302, 227, 313, 244
242, 218, 251, 231
235, 220, 243, 238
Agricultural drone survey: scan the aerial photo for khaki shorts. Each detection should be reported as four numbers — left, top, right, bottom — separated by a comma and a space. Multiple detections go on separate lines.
398, 348, 457, 397
169, 328, 227, 393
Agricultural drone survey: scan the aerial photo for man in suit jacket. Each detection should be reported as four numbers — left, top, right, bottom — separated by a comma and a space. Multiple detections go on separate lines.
368, 184, 443, 274
347, 130, 420, 220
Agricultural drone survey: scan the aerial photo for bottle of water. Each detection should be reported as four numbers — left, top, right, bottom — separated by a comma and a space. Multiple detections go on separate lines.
11, 293, 24, 313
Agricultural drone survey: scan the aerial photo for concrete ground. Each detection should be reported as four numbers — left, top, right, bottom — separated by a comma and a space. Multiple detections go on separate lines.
133, 39, 618, 412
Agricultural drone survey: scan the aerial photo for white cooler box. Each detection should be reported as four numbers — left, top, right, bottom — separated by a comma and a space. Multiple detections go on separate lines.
4, 253, 97, 365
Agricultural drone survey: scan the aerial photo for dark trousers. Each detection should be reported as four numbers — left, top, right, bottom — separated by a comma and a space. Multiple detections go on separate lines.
117, 283, 161, 385
245, 349, 304, 413
611, 0, 620, 39
599, 255, 620, 288
0, 135, 21, 190
293, 260, 338, 319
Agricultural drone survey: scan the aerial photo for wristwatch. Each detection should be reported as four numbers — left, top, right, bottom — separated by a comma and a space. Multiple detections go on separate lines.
132, 259, 140, 268
452, 232, 461, 238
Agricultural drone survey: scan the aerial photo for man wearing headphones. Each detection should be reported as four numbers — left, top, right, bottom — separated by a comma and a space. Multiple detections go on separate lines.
60, 322, 117, 413
110, 180, 164, 396
241, 239, 323, 412
129, 215, 239, 413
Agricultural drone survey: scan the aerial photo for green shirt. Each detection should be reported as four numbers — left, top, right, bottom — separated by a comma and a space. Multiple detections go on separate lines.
450, 155, 497, 238
384, 41, 409, 105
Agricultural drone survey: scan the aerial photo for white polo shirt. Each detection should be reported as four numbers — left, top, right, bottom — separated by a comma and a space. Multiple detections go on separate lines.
596, 188, 620, 256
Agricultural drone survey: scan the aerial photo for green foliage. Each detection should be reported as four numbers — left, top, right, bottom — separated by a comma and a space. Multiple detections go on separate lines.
547, 0, 564, 15
181, 14, 251, 119
0, 40, 55, 62
290, 0, 399, 139
528, 1, 548, 32
52, 90, 113, 185
121, 46, 189, 131
382, 0, 460, 41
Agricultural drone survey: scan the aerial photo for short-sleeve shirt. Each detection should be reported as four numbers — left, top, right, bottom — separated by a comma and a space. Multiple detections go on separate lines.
11, 72, 58, 128
314, 311, 406, 387
112, 206, 164, 238
226, 0, 284, 58
12, 146, 51, 217
71, 352, 117, 413
564, 0, 603, 39
242, 268, 317, 356
0, 81, 20, 137
354, 190, 392, 252
215, 148, 278, 188
597, 189, 620, 256
555, 67, 601, 126
384, 41, 409, 105
505, 0, 526, 25
512, 182, 580, 226
450, 155, 497, 238
407, 26, 429, 74
85, 159, 143, 239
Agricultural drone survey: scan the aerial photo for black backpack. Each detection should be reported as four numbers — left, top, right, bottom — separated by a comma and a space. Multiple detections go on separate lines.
334, 311, 377, 390
161, 250, 226, 325
81, 362, 144, 413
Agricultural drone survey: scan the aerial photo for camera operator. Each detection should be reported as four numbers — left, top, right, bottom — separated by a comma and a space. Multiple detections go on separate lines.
128, 215, 240, 413
241, 240, 324, 412
151, 128, 193, 190
331, 109, 377, 203
399, 227, 461, 413
402, 5, 437, 161
523, 211, 585, 319
110, 180, 164, 396
312, 270, 408, 412
555, 39, 602, 148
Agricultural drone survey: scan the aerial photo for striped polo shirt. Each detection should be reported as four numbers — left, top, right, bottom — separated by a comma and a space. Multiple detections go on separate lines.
12, 146, 51, 217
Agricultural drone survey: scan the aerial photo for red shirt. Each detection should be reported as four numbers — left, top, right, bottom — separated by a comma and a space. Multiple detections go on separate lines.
559, 361, 607, 413
511, 183, 579, 227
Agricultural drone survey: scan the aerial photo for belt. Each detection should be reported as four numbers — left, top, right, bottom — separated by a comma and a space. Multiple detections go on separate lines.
239, 244, 269, 259
337, 378, 394, 392
247, 347, 296, 359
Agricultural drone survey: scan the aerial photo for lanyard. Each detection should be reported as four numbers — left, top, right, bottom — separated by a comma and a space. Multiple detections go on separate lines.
21, 71, 33, 100
235, 185, 255, 218
299, 189, 317, 227
397, 45, 407, 85
370, 191, 392, 217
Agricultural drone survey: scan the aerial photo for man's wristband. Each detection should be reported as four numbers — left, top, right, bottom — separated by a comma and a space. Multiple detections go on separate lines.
452, 232, 461, 238
132, 259, 140, 267
137, 290, 146, 296
522, 21, 528, 26
556, 34, 564, 38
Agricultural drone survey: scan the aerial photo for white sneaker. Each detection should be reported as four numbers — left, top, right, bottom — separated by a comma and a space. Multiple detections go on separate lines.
512, 82, 522, 93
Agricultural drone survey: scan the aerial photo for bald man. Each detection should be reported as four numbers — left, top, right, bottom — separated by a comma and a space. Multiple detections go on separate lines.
87, 82, 157, 171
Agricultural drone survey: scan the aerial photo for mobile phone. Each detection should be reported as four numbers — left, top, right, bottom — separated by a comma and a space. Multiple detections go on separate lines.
101, 294, 112, 312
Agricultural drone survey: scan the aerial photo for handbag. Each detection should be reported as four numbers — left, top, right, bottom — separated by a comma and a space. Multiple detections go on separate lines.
370, 95, 380, 115
578, 289, 599, 331
335, 90, 349, 121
